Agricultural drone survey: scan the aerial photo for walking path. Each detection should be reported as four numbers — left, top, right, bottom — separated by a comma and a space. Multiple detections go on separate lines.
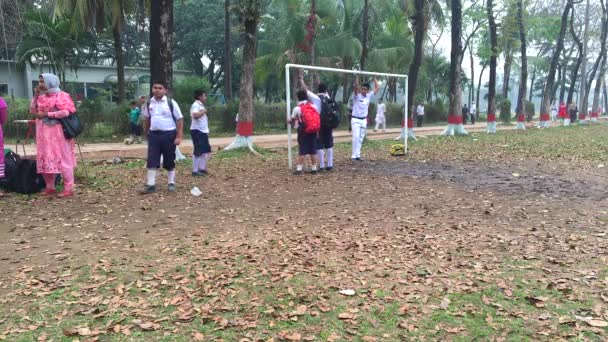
11, 121, 533, 158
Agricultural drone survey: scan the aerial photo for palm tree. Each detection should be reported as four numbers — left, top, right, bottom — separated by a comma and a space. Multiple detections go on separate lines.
54, 0, 133, 102
16, 10, 97, 84
150, 0, 174, 90
368, 11, 412, 102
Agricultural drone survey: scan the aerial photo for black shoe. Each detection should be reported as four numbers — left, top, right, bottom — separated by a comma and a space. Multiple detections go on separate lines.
168, 183, 177, 192
325, 166, 334, 172
310, 169, 319, 174
200, 169, 209, 175
293, 170, 303, 175
140, 185, 156, 194
355, 157, 363, 161
192, 171, 205, 177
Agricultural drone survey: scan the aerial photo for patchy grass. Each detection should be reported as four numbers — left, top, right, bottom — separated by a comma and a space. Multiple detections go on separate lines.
1, 124, 608, 341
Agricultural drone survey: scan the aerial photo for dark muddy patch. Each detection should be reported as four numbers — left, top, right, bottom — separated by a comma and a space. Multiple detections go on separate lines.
357, 160, 608, 202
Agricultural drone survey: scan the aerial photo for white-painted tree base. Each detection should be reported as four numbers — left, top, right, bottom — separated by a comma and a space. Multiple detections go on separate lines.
516, 122, 526, 130
591, 117, 599, 124
394, 128, 417, 141
441, 124, 469, 136
486, 121, 497, 134
579, 119, 589, 125
224, 135, 261, 156
564, 119, 571, 126
537, 120, 550, 129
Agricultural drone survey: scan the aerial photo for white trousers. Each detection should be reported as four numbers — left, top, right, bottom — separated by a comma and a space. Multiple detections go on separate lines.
351, 118, 367, 159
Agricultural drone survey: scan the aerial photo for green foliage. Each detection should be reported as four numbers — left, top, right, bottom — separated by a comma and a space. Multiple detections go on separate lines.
426, 100, 448, 123
172, 77, 211, 112
15, 10, 99, 81
525, 100, 535, 121
499, 98, 512, 123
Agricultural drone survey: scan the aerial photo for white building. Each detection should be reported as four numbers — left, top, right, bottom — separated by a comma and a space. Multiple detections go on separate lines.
0, 60, 193, 100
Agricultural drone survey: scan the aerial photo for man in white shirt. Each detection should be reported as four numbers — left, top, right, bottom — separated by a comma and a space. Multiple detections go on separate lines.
416, 103, 425, 127
550, 103, 558, 122
141, 81, 184, 194
190, 90, 211, 176
374, 99, 386, 132
351, 76, 379, 161
470, 106, 477, 124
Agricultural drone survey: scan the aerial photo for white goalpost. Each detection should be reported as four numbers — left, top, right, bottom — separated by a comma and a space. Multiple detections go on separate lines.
285, 63, 409, 169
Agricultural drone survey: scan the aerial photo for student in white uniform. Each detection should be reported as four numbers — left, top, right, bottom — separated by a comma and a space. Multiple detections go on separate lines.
550, 103, 558, 122
190, 90, 211, 176
351, 76, 379, 161
141, 81, 184, 194
374, 99, 387, 132
416, 103, 425, 127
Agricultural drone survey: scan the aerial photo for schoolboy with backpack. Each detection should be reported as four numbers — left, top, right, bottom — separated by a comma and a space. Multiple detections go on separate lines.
298, 76, 340, 172
288, 89, 320, 175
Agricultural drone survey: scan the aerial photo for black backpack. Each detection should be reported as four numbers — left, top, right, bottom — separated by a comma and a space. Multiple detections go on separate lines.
9, 159, 46, 194
320, 95, 341, 129
0, 151, 20, 190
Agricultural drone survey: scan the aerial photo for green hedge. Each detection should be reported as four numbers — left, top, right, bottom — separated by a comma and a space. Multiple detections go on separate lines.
2, 97, 449, 141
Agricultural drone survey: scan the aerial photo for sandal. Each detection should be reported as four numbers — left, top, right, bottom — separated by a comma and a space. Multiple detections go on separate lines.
40, 189, 56, 196
57, 190, 74, 198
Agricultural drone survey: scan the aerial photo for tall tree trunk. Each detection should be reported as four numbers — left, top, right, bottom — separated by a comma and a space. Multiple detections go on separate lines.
150, 0, 174, 90
603, 80, 608, 112
583, 0, 607, 109
237, 17, 257, 134
113, 0, 126, 102
408, 0, 426, 120
359, 0, 369, 71
579, 0, 591, 117
592, 2, 608, 113
224, 0, 233, 100
443, 0, 466, 135
567, 9, 583, 106
476, 63, 487, 115
541, 0, 573, 116
308, 0, 318, 84
529, 67, 536, 102
487, 0, 498, 130
516, 0, 527, 124
558, 64, 567, 102
469, 43, 475, 109
502, 49, 513, 98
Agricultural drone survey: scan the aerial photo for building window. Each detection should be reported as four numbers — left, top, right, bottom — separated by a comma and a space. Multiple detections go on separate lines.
0, 84, 8, 96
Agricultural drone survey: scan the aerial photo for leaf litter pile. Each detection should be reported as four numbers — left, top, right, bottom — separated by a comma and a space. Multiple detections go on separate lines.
1, 125, 608, 341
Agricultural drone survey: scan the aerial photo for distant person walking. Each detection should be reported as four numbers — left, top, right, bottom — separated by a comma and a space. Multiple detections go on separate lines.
550, 103, 558, 122
470, 106, 477, 124
416, 103, 425, 127
374, 99, 387, 132
569, 102, 578, 123
462, 104, 469, 125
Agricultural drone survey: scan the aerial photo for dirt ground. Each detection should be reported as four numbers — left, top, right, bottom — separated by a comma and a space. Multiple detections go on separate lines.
0, 126, 607, 341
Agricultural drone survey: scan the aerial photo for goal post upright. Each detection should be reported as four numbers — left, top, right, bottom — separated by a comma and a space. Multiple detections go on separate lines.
285, 63, 408, 169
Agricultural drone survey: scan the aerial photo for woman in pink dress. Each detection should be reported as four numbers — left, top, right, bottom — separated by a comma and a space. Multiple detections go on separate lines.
30, 73, 77, 197
0, 97, 7, 197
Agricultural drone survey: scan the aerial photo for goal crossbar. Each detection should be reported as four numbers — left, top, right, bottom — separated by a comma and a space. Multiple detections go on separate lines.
285, 63, 409, 169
